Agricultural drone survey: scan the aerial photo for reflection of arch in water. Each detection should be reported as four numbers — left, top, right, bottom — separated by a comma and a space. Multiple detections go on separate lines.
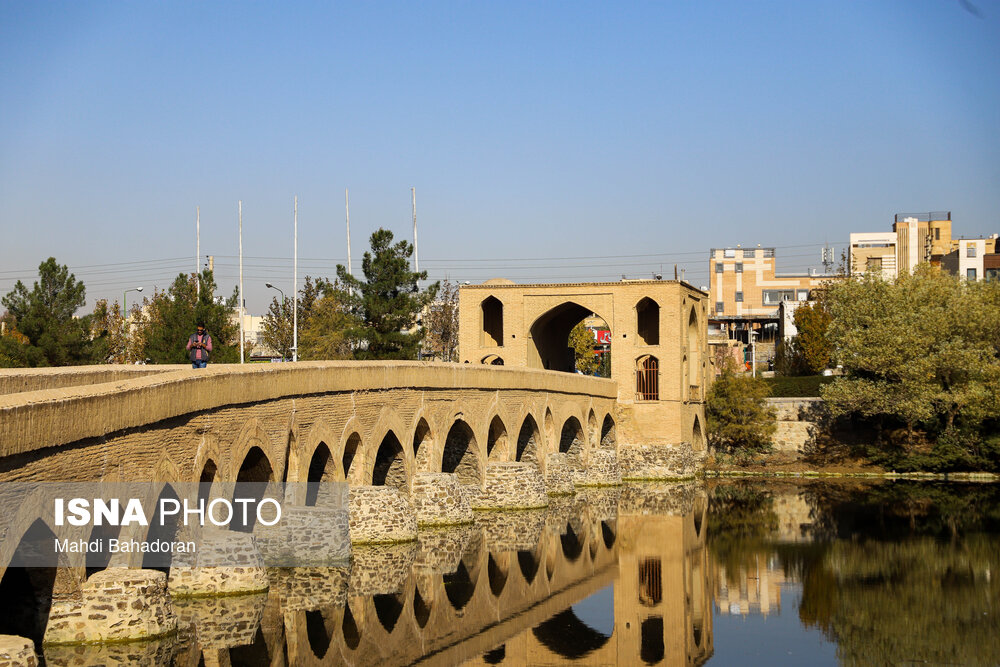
532, 607, 613, 659
305, 608, 335, 659
487, 553, 509, 597
373, 592, 405, 634
640, 616, 664, 664
342, 600, 361, 650
601, 520, 617, 549
560, 523, 584, 562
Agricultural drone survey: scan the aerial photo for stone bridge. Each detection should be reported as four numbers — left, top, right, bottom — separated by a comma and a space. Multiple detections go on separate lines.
0, 362, 704, 659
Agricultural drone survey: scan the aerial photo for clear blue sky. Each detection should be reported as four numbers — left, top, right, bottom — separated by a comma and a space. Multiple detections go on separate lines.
2, 1, 998, 312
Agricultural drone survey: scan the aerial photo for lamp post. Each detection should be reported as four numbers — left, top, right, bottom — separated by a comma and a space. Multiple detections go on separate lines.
265, 283, 287, 361
123, 287, 143, 363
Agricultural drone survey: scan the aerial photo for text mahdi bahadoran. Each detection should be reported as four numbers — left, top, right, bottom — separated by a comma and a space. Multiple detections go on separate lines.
53, 538, 197, 554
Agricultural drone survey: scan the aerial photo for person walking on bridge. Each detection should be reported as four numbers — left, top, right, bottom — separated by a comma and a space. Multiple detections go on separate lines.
186, 321, 213, 369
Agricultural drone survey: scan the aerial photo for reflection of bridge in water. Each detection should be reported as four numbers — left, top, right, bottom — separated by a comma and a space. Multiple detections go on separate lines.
32, 484, 712, 666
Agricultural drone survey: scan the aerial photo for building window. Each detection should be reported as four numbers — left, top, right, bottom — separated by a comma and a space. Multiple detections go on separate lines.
762, 289, 796, 305
724, 248, 736, 258
935, 228, 941, 240
763, 248, 775, 258
715, 301, 724, 313
967, 268, 977, 280
481, 296, 503, 347
735, 263, 743, 273
636, 298, 660, 345
636, 356, 659, 401
797, 290, 809, 301
734, 291, 743, 303
967, 246, 977, 258
744, 249, 756, 257
715, 262, 723, 274
866, 257, 883, 271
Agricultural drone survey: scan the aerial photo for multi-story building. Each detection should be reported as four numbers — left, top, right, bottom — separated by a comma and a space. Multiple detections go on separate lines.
940, 236, 999, 281
708, 246, 835, 344
850, 212, 997, 281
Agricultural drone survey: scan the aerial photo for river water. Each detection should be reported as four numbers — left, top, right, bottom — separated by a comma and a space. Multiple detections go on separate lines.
32, 479, 1000, 666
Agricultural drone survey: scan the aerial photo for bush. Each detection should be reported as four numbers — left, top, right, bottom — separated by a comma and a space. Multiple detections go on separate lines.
706, 365, 777, 464
763, 375, 835, 397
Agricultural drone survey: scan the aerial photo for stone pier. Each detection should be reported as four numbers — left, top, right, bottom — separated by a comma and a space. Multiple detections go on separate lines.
348, 486, 418, 543
43, 569, 176, 645
410, 473, 475, 526
0, 636, 37, 667
472, 462, 549, 510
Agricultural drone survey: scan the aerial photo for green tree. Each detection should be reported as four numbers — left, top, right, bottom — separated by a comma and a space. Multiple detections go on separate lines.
705, 361, 777, 463
141, 270, 241, 364
792, 300, 833, 374
90, 299, 148, 364
335, 228, 438, 360
0, 257, 92, 367
299, 289, 356, 360
821, 265, 1000, 460
569, 322, 600, 375
423, 279, 460, 361
260, 276, 333, 360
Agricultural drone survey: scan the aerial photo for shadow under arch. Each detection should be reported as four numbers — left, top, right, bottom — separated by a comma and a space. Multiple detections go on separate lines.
143, 483, 181, 573
559, 416, 585, 460
412, 418, 433, 471
442, 420, 481, 486
306, 441, 337, 505
532, 606, 613, 660
528, 301, 610, 372
0, 519, 66, 645
372, 431, 407, 490
233, 446, 275, 532
487, 415, 509, 462
516, 414, 541, 465
600, 414, 616, 449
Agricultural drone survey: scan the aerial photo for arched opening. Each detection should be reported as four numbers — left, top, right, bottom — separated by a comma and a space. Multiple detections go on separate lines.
487, 416, 509, 462
516, 415, 541, 464
601, 521, 616, 549
517, 549, 539, 584
372, 431, 407, 490
305, 609, 334, 659
482, 296, 504, 347
483, 645, 506, 664
443, 561, 476, 611
229, 626, 269, 666
373, 592, 405, 634
144, 484, 181, 572
560, 524, 583, 561
600, 415, 616, 449
413, 585, 432, 628
306, 442, 336, 506
234, 446, 274, 532
640, 616, 664, 664
587, 410, 598, 448
413, 418, 432, 470
488, 553, 508, 597
636, 355, 659, 401
86, 522, 120, 577
198, 459, 218, 508
528, 302, 609, 373
638, 558, 662, 607
636, 297, 660, 345
688, 307, 700, 389
692, 415, 704, 451
342, 601, 361, 650
0, 520, 60, 645
481, 354, 504, 366
544, 409, 555, 451
343, 432, 361, 480
532, 606, 613, 659
559, 417, 585, 461
442, 420, 480, 486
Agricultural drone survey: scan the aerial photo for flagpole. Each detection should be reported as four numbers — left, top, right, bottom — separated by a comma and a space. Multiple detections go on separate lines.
239, 200, 244, 364
293, 195, 298, 363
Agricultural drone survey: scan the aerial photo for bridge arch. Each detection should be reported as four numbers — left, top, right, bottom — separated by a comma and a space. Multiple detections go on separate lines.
559, 416, 586, 462
600, 414, 617, 449
341, 431, 363, 485
527, 301, 612, 373
486, 415, 510, 462
441, 419, 483, 487
368, 409, 414, 490
231, 418, 281, 483
412, 416, 434, 472
516, 413, 542, 465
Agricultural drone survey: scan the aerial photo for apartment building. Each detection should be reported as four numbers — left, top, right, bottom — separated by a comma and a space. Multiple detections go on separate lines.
708, 246, 835, 342
850, 212, 997, 280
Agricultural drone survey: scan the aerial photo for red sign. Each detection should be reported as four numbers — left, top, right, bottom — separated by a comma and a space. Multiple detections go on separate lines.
594, 330, 612, 345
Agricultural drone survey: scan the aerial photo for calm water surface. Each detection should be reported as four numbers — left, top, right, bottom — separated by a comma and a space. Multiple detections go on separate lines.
33, 480, 1000, 665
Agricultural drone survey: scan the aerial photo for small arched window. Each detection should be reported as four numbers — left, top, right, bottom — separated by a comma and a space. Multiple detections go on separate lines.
636, 356, 659, 401
481, 296, 503, 347
636, 298, 660, 345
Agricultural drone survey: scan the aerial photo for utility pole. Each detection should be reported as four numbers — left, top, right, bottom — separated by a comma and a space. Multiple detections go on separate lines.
196, 206, 200, 298
345, 188, 353, 295
412, 187, 419, 274
293, 195, 298, 363
239, 200, 244, 364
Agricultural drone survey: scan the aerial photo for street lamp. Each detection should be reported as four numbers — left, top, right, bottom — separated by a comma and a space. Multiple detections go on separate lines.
265, 283, 287, 360
123, 287, 143, 363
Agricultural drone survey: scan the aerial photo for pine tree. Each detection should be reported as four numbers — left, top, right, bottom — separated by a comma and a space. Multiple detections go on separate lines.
0, 257, 92, 366
336, 228, 438, 360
